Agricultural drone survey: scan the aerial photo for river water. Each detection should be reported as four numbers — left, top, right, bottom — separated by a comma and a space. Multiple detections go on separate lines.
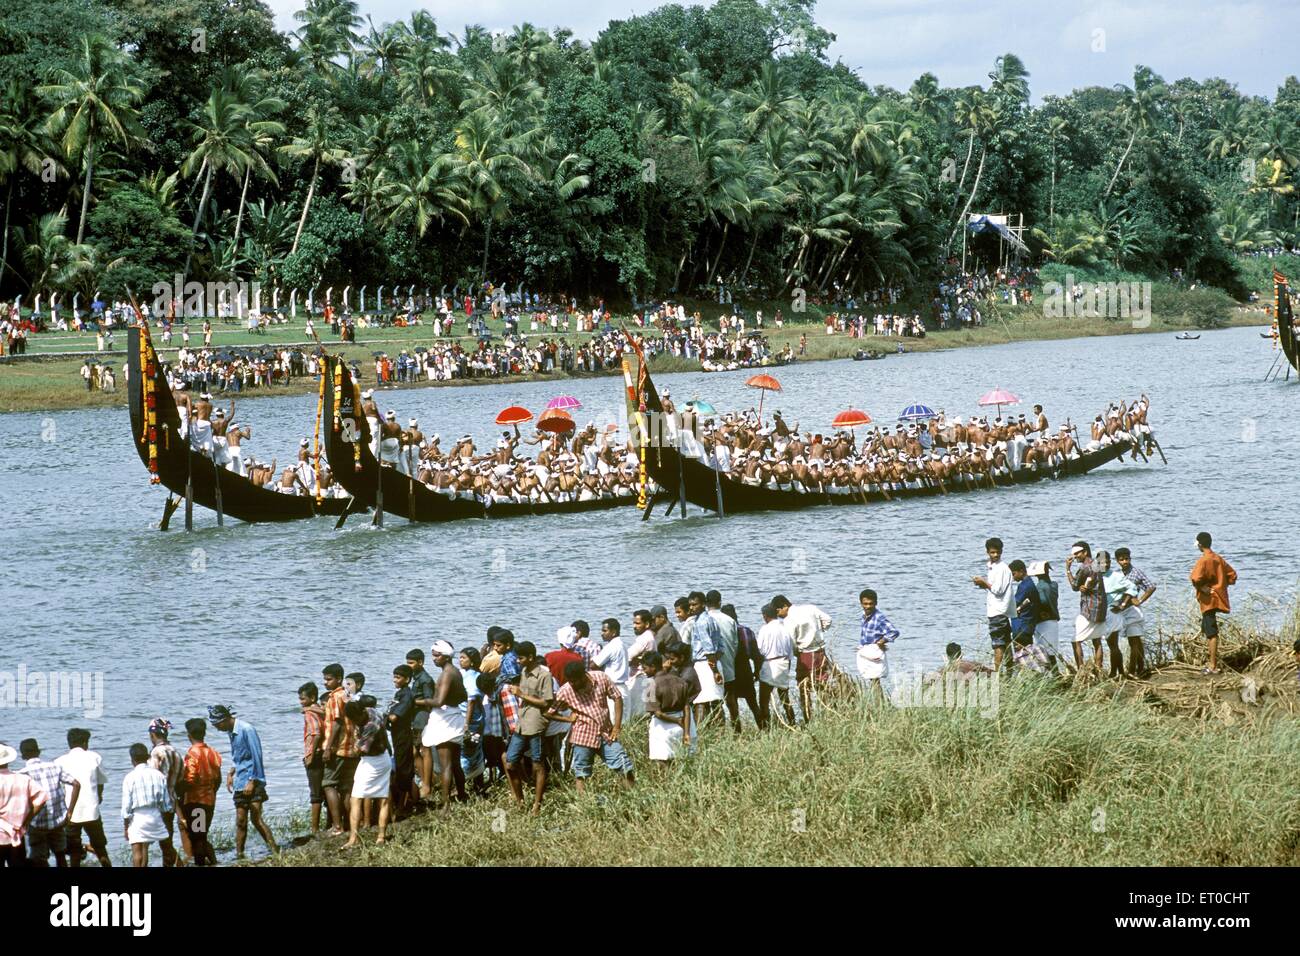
2, 324, 1296, 860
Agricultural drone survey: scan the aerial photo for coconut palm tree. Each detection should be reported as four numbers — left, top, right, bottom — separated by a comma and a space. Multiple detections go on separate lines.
216, 67, 286, 248
279, 107, 348, 254
180, 85, 265, 272
988, 53, 1030, 110
1105, 67, 1166, 199
1045, 211, 1108, 268
1204, 99, 1253, 160
906, 72, 942, 125
378, 139, 469, 236
39, 34, 144, 244
396, 13, 457, 107
294, 0, 362, 72
462, 58, 544, 138
1251, 115, 1300, 226
453, 108, 533, 281
18, 211, 94, 294
738, 61, 800, 136
948, 95, 1002, 253
357, 16, 408, 85
0, 78, 55, 289
1047, 115, 1069, 229
951, 88, 992, 199
1215, 199, 1276, 252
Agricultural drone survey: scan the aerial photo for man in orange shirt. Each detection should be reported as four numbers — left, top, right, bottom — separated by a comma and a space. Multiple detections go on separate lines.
1190, 531, 1236, 675
321, 663, 357, 835
176, 718, 221, 866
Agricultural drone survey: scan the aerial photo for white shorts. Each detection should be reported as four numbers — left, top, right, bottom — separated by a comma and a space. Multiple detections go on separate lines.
1074, 615, 1106, 643
692, 661, 725, 702
351, 753, 391, 799
1033, 620, 1060, 655
1119, 605, 1145, 638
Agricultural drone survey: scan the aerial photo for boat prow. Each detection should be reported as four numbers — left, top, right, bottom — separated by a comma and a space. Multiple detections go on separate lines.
127, 326, 362, 524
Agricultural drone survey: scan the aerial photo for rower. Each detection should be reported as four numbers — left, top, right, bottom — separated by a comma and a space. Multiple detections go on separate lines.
277, 465, 308, 495
172, 382, 193, 441
377, 410, 403, 467
402, 419, 424, 475
296, 438, 316, 490
190, 392, 220, 456
226, 421, 251, 476
360, 389, 381, 459
211, 406, 232, 470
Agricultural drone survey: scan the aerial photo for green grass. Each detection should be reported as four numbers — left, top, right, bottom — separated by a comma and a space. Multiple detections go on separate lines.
259, 610, 1300, 868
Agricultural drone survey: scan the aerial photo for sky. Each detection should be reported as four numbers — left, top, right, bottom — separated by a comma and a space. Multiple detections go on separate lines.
264, 0, 1295, 100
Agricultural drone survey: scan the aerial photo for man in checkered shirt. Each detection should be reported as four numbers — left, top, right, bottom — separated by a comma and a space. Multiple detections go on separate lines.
1115, 547, 1158, 676
18, 738, 80, 866
548, 661, 635, 794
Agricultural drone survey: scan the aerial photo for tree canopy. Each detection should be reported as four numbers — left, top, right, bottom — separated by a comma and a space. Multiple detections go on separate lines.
1, 0, 1296, 304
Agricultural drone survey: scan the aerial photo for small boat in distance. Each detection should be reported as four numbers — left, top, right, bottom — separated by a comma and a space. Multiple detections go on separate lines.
1175, 332, 1201, 340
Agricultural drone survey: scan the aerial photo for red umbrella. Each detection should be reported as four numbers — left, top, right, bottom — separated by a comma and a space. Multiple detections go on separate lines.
495, 405, 533, 427
977, 387, 1021, 418
746, 373, 783, 418
537, 407, 575, 434
832, 408, 872, 430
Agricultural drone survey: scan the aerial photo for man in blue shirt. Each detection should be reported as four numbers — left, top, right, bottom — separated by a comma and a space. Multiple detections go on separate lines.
857, 588, 899, 702
208, 705, 278, 859
687, 591, 725, 729
1009, 561, 1043, 645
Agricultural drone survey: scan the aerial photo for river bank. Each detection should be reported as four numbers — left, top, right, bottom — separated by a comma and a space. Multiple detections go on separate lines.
257, 611, 1299, 868
0, 304, 1268, 415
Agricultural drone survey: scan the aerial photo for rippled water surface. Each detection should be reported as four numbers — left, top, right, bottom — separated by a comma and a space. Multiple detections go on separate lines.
2, 325, 1296, 857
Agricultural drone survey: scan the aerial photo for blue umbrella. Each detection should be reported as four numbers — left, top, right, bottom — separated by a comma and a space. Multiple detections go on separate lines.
899, 403, 936, 422
685, 399, 717, 415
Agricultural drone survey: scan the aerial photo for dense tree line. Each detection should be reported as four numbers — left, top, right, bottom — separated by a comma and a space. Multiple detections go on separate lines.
0, 0, 1296, 308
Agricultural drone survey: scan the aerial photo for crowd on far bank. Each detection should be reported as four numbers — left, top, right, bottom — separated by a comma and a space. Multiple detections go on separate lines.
0, 527, 1268, 869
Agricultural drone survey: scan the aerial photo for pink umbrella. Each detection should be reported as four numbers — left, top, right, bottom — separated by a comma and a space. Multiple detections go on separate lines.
978, 387, 1021, 418
546, 395, 582, 411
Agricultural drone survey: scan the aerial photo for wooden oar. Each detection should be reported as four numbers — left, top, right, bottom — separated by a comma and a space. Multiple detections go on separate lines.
372, 447, 384, 528
712, 456, 725, 519
184, 409, 194, 532
333, 495, 356, 530
1149, 432, 1168, 465
160, 495, 179, 531
407, 445, 416, 524
211, 451, 224, 527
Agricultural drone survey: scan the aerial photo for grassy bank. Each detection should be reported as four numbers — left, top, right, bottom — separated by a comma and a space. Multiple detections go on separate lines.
263, 611, 1299, 868
0, 294, 1267, 415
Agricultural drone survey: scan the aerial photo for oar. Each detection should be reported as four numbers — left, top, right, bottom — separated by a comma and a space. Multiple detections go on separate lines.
211, 451, 224, 528
1149, 432, 1168, 465
711, 450, 725, 519
407, 445, 416, 524
333, 496, 357, 530
1263, 351, 1282, 381
160, 495, 178, 531
185, 409, 194, 532
372, 448, 384, 528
